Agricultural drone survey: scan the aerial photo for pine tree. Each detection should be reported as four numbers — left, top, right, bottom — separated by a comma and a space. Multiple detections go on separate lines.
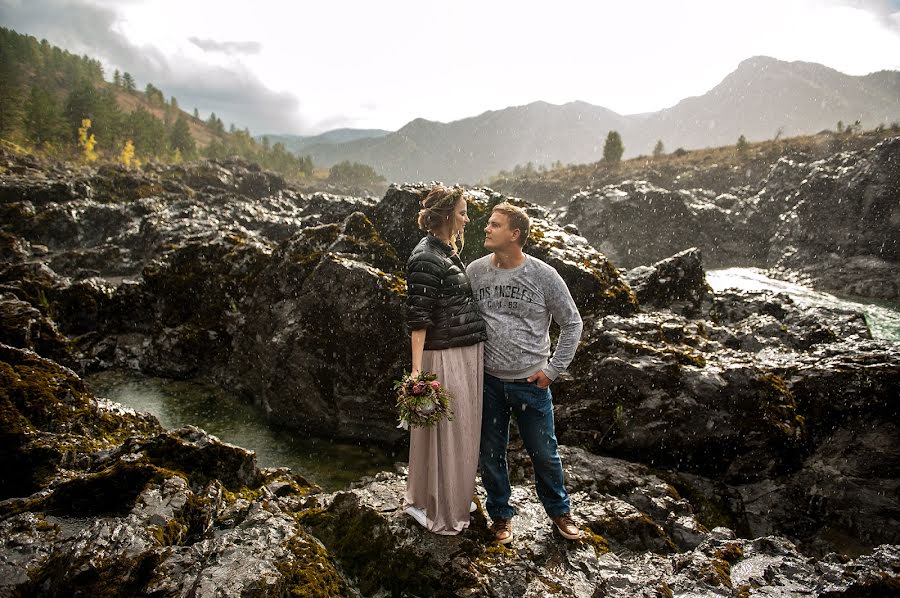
25, 85, 64, 147
169, 114, 196, 156
92, 87, 123, 147
193, 107, 199, 119
736, 134, 749, 156
653, 140, 665, 158
124, 105, 167, 155
603, 131, 624, 164
64, 79, 97, 141
0, 44, 24, 138
145, 83, 164, 105
122, 71, 135, 92
113, 69, 121, 87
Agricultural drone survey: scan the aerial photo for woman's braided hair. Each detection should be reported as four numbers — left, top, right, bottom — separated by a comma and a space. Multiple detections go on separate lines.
417, 184, 467, 253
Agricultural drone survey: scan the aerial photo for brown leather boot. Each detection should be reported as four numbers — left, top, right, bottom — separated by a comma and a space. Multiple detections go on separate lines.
551, 513, 582, 540
491, 518, 513, 544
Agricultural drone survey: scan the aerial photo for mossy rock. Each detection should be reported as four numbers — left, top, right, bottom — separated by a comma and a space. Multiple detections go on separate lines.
301, 492, 449, 596
116, 426, 262, 492
274, 529, 349, 597
585, 502, 678, 554
0, 344, 162, 500
44, 460, 174, 517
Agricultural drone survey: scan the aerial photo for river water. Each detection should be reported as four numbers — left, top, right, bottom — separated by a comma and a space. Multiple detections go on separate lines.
84, 370, 398, 492
706, 268, 900, 342
85, 268, 898, 491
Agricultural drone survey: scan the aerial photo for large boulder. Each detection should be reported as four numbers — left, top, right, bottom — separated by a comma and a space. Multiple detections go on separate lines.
558, 180, 748, 269
624, 247, 714, 316
220, 212, 408, 444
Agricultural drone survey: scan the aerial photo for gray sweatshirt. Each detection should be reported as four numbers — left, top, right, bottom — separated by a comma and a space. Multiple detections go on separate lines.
466, 254, 583, 381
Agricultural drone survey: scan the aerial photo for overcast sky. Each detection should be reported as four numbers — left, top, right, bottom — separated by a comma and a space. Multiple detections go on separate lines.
2, 0, 899, 136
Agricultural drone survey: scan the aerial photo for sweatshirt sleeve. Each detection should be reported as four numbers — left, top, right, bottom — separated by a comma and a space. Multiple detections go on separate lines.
542, 269, 583, 380
405, 252, 442, 332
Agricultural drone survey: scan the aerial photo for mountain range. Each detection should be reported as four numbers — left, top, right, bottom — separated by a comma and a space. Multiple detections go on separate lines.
279, 56, 900, 184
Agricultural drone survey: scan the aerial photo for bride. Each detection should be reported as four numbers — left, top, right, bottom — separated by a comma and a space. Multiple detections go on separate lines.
403, 184, 487, 534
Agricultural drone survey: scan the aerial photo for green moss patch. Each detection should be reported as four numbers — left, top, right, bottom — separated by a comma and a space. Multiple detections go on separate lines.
275, 530, 349, 597
300, 494, 444, 596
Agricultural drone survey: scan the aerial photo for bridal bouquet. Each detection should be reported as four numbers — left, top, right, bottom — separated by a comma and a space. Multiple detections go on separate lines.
394, 370, 454, 429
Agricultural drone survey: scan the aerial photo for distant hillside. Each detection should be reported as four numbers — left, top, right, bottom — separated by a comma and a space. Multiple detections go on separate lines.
298, 57, 900, 184
261, 129, 391, 154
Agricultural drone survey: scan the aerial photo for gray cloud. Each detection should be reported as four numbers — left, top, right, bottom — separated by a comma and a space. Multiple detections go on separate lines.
188, 37, 262, 55
841, 0, 900, 29
0, 0, 305, 134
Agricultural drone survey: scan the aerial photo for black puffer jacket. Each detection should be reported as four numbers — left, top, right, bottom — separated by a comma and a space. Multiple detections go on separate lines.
405, 234, 488, 350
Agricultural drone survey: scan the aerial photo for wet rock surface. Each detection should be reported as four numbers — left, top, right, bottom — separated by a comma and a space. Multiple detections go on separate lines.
4, 370, 898, 598
1, 149, 899, 594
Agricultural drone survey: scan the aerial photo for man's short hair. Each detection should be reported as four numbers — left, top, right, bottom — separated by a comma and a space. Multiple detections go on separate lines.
492, 202, 531, 247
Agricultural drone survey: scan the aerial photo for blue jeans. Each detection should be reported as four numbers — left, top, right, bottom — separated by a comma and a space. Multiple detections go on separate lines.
480, 373, 571, 520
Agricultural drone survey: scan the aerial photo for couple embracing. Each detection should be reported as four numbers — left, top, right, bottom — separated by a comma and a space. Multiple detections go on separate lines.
403, 184, 584, 544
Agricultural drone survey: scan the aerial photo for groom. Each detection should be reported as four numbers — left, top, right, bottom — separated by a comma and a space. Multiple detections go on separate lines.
466, 203, 584, 544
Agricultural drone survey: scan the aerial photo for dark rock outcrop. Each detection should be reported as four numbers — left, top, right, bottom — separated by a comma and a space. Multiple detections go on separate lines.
553, 294, 900, 553
555, 136, 900, 300
767, 137, 900, 299
624, 247, 714, 316
220, 212, 409, 443
559, 180, 748, 269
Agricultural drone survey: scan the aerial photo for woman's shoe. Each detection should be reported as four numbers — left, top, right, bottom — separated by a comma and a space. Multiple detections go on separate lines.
405, 505, 428, 529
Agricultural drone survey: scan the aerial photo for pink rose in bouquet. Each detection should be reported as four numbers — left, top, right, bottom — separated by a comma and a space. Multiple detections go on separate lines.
430, 380, 441, 391
412, 381, 427, 395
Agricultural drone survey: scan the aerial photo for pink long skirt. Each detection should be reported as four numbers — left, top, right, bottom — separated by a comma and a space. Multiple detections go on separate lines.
404, 342, 484, 535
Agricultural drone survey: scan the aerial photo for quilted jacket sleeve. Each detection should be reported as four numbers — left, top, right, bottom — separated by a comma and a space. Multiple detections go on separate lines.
405, 252, 443, 332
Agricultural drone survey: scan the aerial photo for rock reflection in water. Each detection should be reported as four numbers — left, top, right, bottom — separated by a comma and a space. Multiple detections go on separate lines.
84, 369, 395, 492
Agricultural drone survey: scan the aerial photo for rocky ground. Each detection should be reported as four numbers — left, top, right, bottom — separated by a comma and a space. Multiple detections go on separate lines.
1, 149, 899, 595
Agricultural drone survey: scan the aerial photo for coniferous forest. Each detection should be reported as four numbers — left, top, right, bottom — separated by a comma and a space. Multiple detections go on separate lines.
0, 27, 315, 180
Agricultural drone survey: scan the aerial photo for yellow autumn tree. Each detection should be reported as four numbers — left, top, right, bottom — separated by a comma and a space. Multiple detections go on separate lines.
78, 119, 98, 162
172, 148, 183, 164
119, 139, 140, 168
